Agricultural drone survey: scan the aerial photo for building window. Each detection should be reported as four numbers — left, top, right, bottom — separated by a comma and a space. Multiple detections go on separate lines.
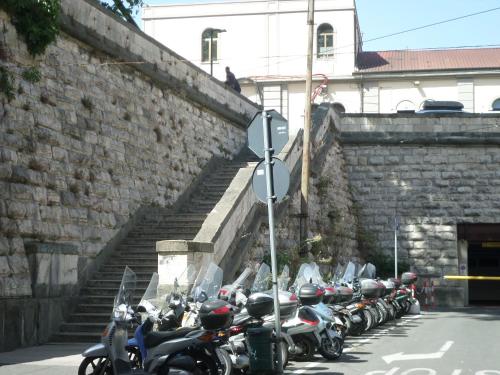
332, 102, 346, 113
317, 23, 334, 58
202, 29, 221, 62
396, 100, 416, 113
492, 98, 500, 111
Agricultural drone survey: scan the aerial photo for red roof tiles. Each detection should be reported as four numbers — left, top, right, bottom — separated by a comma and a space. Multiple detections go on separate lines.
356, 48, 500, 73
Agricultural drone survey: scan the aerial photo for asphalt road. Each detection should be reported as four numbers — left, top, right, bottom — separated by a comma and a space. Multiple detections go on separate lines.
284, 307, 500, 375
0, 307, 498, 375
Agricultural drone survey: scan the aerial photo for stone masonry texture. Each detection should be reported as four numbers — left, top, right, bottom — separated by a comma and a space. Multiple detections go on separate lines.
340, 113, 500, 304
0, 5, 253, 299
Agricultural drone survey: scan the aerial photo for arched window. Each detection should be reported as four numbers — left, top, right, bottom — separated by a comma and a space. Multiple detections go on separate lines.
317, 23, 334, 58
492, 98, 500, 111
332, 102, 346, 113
396, 100, 416, 113
201, 28, 221, 63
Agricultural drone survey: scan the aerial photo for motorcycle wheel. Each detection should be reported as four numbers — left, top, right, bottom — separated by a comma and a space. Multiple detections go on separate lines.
275, 339, 289, 369
78, 357, 113, 375
318, 334, 343, 360
394, 302, 404, 319
368, 307, 380, 328
125, 346, 142, 369
291, 335, 315, 362
215, 348, 232, 375
387, 303, 396, 321
376, 302, 387, 324
362, 309, 373, 332
342, 316, 353, 337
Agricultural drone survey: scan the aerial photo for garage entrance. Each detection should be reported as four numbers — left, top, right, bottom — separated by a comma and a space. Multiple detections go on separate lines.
458, 224, 500, 305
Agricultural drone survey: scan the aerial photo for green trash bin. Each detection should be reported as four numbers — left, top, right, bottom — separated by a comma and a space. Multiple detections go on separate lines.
247, 326, 274, 374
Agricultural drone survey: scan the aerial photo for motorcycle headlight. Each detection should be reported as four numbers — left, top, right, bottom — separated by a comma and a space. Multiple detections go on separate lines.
113, 304, 128, 321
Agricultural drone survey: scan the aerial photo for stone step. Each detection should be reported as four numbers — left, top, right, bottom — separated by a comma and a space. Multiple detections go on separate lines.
133, 223, 203, 230
115, 251, 157, 258
81, 286, 147, 296
92, 271, 154, 279
128, 228, 199, 236
76, 304, 115, 314
104, 265, 157, 273
108, 258, 157, 266
199, 182, 231, 188
86, 279, 152, 288
80, 295, 142, 305
142, 214, 207, 222
68, 312, 111, 323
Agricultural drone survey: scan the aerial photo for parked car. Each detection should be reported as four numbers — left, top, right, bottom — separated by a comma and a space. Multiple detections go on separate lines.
416, 100, 466, 114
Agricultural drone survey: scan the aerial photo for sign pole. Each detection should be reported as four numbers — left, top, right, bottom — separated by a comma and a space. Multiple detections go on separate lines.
262, 110, 283, 373
300, 0, 315, 254
394, 216, 398, 279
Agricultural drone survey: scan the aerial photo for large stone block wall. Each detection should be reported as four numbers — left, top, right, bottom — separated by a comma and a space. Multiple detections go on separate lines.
0, 0, 257, 303
339, 113, 500, 305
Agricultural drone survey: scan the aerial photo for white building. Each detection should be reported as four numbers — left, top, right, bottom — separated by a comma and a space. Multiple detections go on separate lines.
143, 0, 500, 133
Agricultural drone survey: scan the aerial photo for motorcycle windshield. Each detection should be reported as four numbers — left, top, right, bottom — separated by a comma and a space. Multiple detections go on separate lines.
192, 262, 223, 302
332, 264, 346, 284
278, 265, 290, 291
358, 263, 377, 279
309, 262, 326, 286
112, 266, 137, 321
138, 273, 161, 314
341, 261, 356, 284
232, 267, 252, 290
292, 263, 313, 290
251, 263, 271, 292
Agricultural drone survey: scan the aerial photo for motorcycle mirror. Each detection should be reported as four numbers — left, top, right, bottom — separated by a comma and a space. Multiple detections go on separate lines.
198, 291, 208, 303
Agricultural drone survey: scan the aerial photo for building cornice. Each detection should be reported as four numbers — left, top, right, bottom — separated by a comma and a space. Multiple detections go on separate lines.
353, 69, 500, 80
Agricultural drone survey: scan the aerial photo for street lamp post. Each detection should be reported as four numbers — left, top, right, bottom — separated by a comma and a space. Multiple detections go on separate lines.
208, 28, 226, 76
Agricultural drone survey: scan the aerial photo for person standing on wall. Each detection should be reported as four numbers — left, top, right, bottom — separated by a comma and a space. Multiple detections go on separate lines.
225, 66, 241, 93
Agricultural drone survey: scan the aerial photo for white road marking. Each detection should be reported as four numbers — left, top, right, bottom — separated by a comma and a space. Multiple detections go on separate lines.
292, 360, 325, 374
382, 341, 454, 364
290, 314, 424, 373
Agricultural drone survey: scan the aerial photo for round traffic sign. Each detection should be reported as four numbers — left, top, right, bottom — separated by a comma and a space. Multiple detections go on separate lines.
252, 157, 290, 203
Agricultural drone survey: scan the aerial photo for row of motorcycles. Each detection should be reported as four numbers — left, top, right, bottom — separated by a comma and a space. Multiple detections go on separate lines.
79, 260, 420, 374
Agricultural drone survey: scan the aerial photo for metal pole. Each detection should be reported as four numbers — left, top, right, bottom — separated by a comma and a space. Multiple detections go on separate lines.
262, 110, 283, 373
300, 0, 314, 254
394, 216, 398, 279
210, 31, 214, 76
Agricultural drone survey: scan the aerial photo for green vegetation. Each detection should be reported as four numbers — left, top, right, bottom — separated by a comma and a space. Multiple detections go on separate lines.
0, 66, 15, 102
96, 0, 143, 28
0, 0, 60, 56
81, 96, 93, 111
22, 67, 41, 83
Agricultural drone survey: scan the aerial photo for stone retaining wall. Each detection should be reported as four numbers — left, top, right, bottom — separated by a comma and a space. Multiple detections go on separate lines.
340, 113, 500, 305
0, 1, 258, 350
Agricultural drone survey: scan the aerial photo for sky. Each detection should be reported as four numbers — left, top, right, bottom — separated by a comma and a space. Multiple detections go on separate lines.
134, 0, 500, 51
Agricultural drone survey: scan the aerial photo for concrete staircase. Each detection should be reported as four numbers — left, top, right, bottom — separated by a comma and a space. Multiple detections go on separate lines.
51, 154, 257, 343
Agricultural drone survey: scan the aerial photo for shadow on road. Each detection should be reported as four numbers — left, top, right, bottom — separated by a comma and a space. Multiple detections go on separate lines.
0, 344, 86, 366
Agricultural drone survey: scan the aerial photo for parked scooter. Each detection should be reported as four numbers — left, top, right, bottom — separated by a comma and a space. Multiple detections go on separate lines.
221, 263, 289, 371
78, 273, 162, 375
100, 266, 216, 375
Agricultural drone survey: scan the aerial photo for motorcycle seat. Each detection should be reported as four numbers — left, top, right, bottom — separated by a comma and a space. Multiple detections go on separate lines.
144, 327, 198, 349
233, 313, 253, 326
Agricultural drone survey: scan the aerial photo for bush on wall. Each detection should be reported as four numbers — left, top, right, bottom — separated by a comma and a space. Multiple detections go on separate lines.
0, 0, 60, 56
